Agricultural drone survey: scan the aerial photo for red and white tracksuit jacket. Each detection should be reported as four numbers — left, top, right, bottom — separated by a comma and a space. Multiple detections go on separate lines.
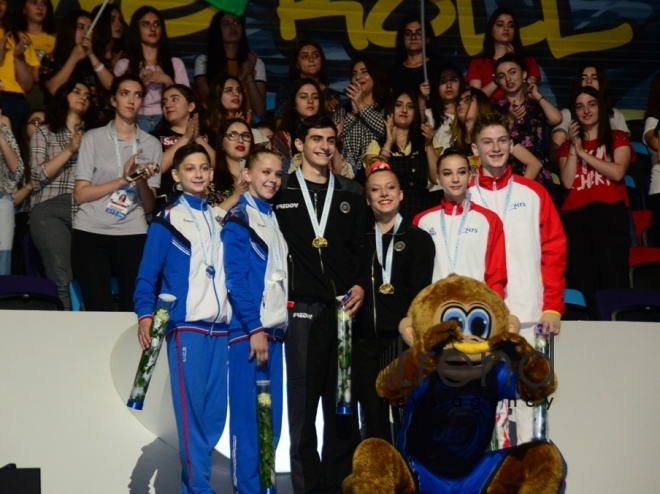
413, 199, 507, 299
468, 166, 566, 334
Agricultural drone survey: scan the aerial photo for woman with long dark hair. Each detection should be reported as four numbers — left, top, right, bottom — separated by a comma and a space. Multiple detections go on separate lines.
90, 4, 125, 71
363, 89, 440, 219
114, 6, 189, 132
208, 117, 251, 210
272, 78, 351, 176
334, 55, 390, 172
389, 13, 441, 97
491, 53, 561, 193
466, 8, 541, 101
558, 86, 633, 308
29, 81, 90, 307
551, 64, 629, 163
71, 74, 161, 312
39, 9, 114, 128
273, 39, 340, 122
15, 0, 56, 61
194, 11, 266, 117
152, 84, 215, 204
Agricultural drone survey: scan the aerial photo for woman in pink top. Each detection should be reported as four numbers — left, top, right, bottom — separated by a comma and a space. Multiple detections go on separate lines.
114, 6, 189, 133
466, 8, 541, 102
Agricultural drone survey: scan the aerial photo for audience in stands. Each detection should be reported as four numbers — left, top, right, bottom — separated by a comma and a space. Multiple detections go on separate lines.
363, 88, 440, 219
71, 74, 161, 312
195, 11, 266, 118
114, 6, 189, 133
29, 81, 89, 308
558, 86, 633, 308
152, 84, 215, 206
0, 101, 22, 275
40, 9, 113, 129
467, 8, 541, 102
491, 53, 561, 195
208, 117, 251, 210
274, 39, 340, 124
334, 55, 389, 172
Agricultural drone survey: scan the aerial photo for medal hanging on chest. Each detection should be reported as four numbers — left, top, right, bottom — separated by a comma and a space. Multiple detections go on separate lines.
181, 195, 217, 278
296, 167, 334, 249
375, 214, 403, 295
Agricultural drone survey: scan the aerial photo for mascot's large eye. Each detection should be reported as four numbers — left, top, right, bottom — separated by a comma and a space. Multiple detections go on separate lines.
465, 308, 491, 339
441, 306, 468, 329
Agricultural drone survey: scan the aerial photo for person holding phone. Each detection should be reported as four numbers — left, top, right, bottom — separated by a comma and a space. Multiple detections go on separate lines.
72, 74, 161, 312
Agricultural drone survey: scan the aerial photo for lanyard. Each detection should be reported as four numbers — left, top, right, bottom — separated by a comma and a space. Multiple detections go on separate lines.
439, 201, 470, 272
243, 192, 286, 277
110, 122, 138, 180
474, 173, 513, 222
295, 167, 335, 246
180, 194, 217, 278
375, 214, 402, 286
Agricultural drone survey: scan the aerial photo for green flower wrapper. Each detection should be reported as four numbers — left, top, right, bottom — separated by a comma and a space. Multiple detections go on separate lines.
336, 296, 352, 415
127, 294, 177, 410
256, 380, 276, 492
532, 324, 549, 440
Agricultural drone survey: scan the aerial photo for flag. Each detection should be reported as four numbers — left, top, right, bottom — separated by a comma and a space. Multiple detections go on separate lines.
204, 0, 248, 17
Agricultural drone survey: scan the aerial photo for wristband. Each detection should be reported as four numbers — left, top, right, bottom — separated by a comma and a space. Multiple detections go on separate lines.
94, 63, 105, 73
537, 96, 546, 103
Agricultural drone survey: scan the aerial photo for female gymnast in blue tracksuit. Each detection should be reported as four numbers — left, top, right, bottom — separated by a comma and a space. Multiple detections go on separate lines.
222, 149, 288, 493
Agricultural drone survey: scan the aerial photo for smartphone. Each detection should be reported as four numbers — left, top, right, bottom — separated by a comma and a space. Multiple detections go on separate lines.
128, 162, 156, 181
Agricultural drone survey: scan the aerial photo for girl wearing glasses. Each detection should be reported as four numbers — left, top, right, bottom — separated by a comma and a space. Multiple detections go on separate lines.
114, 6, 189, 133
209, 117, 251, 210
466, 8, 541, 102
39, 10, 114, 129
450, 87, 491, 154
28, 81, 89, 306
389, 14, 441, 98
195, 11, 266, 118
491, 53, 561, 195
151, 84, 216, 206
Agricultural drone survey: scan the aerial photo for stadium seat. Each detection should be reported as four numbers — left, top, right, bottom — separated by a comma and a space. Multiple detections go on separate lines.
0, 275, 63, 310
596, 288, 660, 321
630, 262, 660, 291
563, 288, 590, 320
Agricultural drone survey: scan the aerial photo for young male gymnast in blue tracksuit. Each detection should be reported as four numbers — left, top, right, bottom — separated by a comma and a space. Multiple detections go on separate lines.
222, 149, 288, 494
134, 142, 232, 494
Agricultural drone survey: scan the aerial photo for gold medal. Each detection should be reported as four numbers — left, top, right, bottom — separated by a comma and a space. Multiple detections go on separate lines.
379, 283, 395, 295
312, 236, 328, 248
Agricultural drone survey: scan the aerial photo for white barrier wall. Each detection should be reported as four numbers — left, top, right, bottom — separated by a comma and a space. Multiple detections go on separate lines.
1, 311, 659, 493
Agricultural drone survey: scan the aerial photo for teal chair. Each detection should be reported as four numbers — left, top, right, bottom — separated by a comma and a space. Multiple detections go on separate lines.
69, 278, 119, 311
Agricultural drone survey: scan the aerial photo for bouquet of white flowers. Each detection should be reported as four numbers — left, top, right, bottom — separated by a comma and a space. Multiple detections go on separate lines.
256, 380, 276, 493
336, 295, 352, 415
127, 294, 177, 410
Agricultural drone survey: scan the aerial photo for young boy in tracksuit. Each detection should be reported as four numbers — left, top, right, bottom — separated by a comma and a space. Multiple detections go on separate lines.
467, 113, 566, 446
274, 115, 368, 494
222, 150, 289, 494
414, 148, 508, 298
134, 142, 232, 493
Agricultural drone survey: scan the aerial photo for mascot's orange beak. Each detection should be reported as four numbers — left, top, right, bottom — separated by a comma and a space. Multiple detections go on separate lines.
452, 340, 491, 354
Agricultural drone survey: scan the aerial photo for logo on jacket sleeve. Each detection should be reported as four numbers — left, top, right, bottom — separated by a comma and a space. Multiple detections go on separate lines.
340, 201, 351, 213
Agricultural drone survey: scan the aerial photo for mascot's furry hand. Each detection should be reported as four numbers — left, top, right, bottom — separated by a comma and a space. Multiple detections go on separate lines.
488, 331, 557, 402
377, 320, 462, 406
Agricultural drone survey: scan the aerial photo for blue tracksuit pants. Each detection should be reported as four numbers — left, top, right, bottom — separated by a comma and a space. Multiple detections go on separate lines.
167, 328, 228, 494
229, 337, 283, 494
